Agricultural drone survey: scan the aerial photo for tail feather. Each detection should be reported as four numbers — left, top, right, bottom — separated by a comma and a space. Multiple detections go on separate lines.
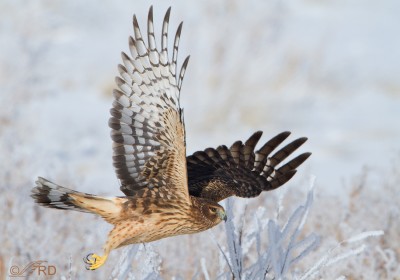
32, 177, 91, 213
32, 177, 125, 223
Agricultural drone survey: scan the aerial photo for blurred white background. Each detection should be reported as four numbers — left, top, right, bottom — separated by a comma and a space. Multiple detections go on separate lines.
1, 0, 399, 194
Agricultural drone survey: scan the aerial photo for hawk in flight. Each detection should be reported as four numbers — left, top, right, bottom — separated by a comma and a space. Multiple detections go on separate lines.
31, 7, 310, 270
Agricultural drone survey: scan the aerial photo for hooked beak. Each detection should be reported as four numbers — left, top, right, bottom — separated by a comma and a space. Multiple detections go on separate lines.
217, 209, 227, 222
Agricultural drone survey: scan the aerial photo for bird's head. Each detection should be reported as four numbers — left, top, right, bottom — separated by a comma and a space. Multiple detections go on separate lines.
202, 201, 227, 225
190, 196, 227, 229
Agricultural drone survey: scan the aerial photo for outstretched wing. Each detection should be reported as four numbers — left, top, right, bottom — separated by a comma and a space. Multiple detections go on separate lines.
186, 131, 311, 202
109, 7, 190, 199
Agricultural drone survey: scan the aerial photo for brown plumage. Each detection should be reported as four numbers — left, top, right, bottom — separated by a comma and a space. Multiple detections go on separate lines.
31, 6, 310, 270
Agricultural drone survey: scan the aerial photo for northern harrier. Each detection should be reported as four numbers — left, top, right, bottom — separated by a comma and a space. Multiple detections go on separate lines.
31, 7, 311, 270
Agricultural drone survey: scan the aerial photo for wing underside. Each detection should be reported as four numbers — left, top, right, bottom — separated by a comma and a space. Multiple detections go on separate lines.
109, 7, 190, 200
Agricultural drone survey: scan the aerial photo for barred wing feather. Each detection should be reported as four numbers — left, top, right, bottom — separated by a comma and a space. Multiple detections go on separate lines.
109, 7, 190, 200
186, 131, 311, 202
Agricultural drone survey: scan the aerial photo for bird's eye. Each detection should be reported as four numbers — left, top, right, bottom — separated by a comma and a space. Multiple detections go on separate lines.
210, 207, 217, 213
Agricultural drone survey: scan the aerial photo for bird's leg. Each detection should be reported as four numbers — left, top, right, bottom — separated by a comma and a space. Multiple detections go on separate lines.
84, 225, 122, 270
84, 252, 109, 270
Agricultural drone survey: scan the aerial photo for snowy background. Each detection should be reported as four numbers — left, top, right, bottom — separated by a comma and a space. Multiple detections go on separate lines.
1, 0, 399, 279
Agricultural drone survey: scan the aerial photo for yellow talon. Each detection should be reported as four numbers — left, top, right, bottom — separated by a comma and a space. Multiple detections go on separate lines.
84, 253, 108, 270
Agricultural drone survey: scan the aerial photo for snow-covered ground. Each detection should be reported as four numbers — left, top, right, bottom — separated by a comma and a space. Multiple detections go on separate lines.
1, 0, 399, 279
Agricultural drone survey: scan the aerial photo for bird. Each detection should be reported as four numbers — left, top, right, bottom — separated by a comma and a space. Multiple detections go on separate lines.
31, 6, 311, 270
